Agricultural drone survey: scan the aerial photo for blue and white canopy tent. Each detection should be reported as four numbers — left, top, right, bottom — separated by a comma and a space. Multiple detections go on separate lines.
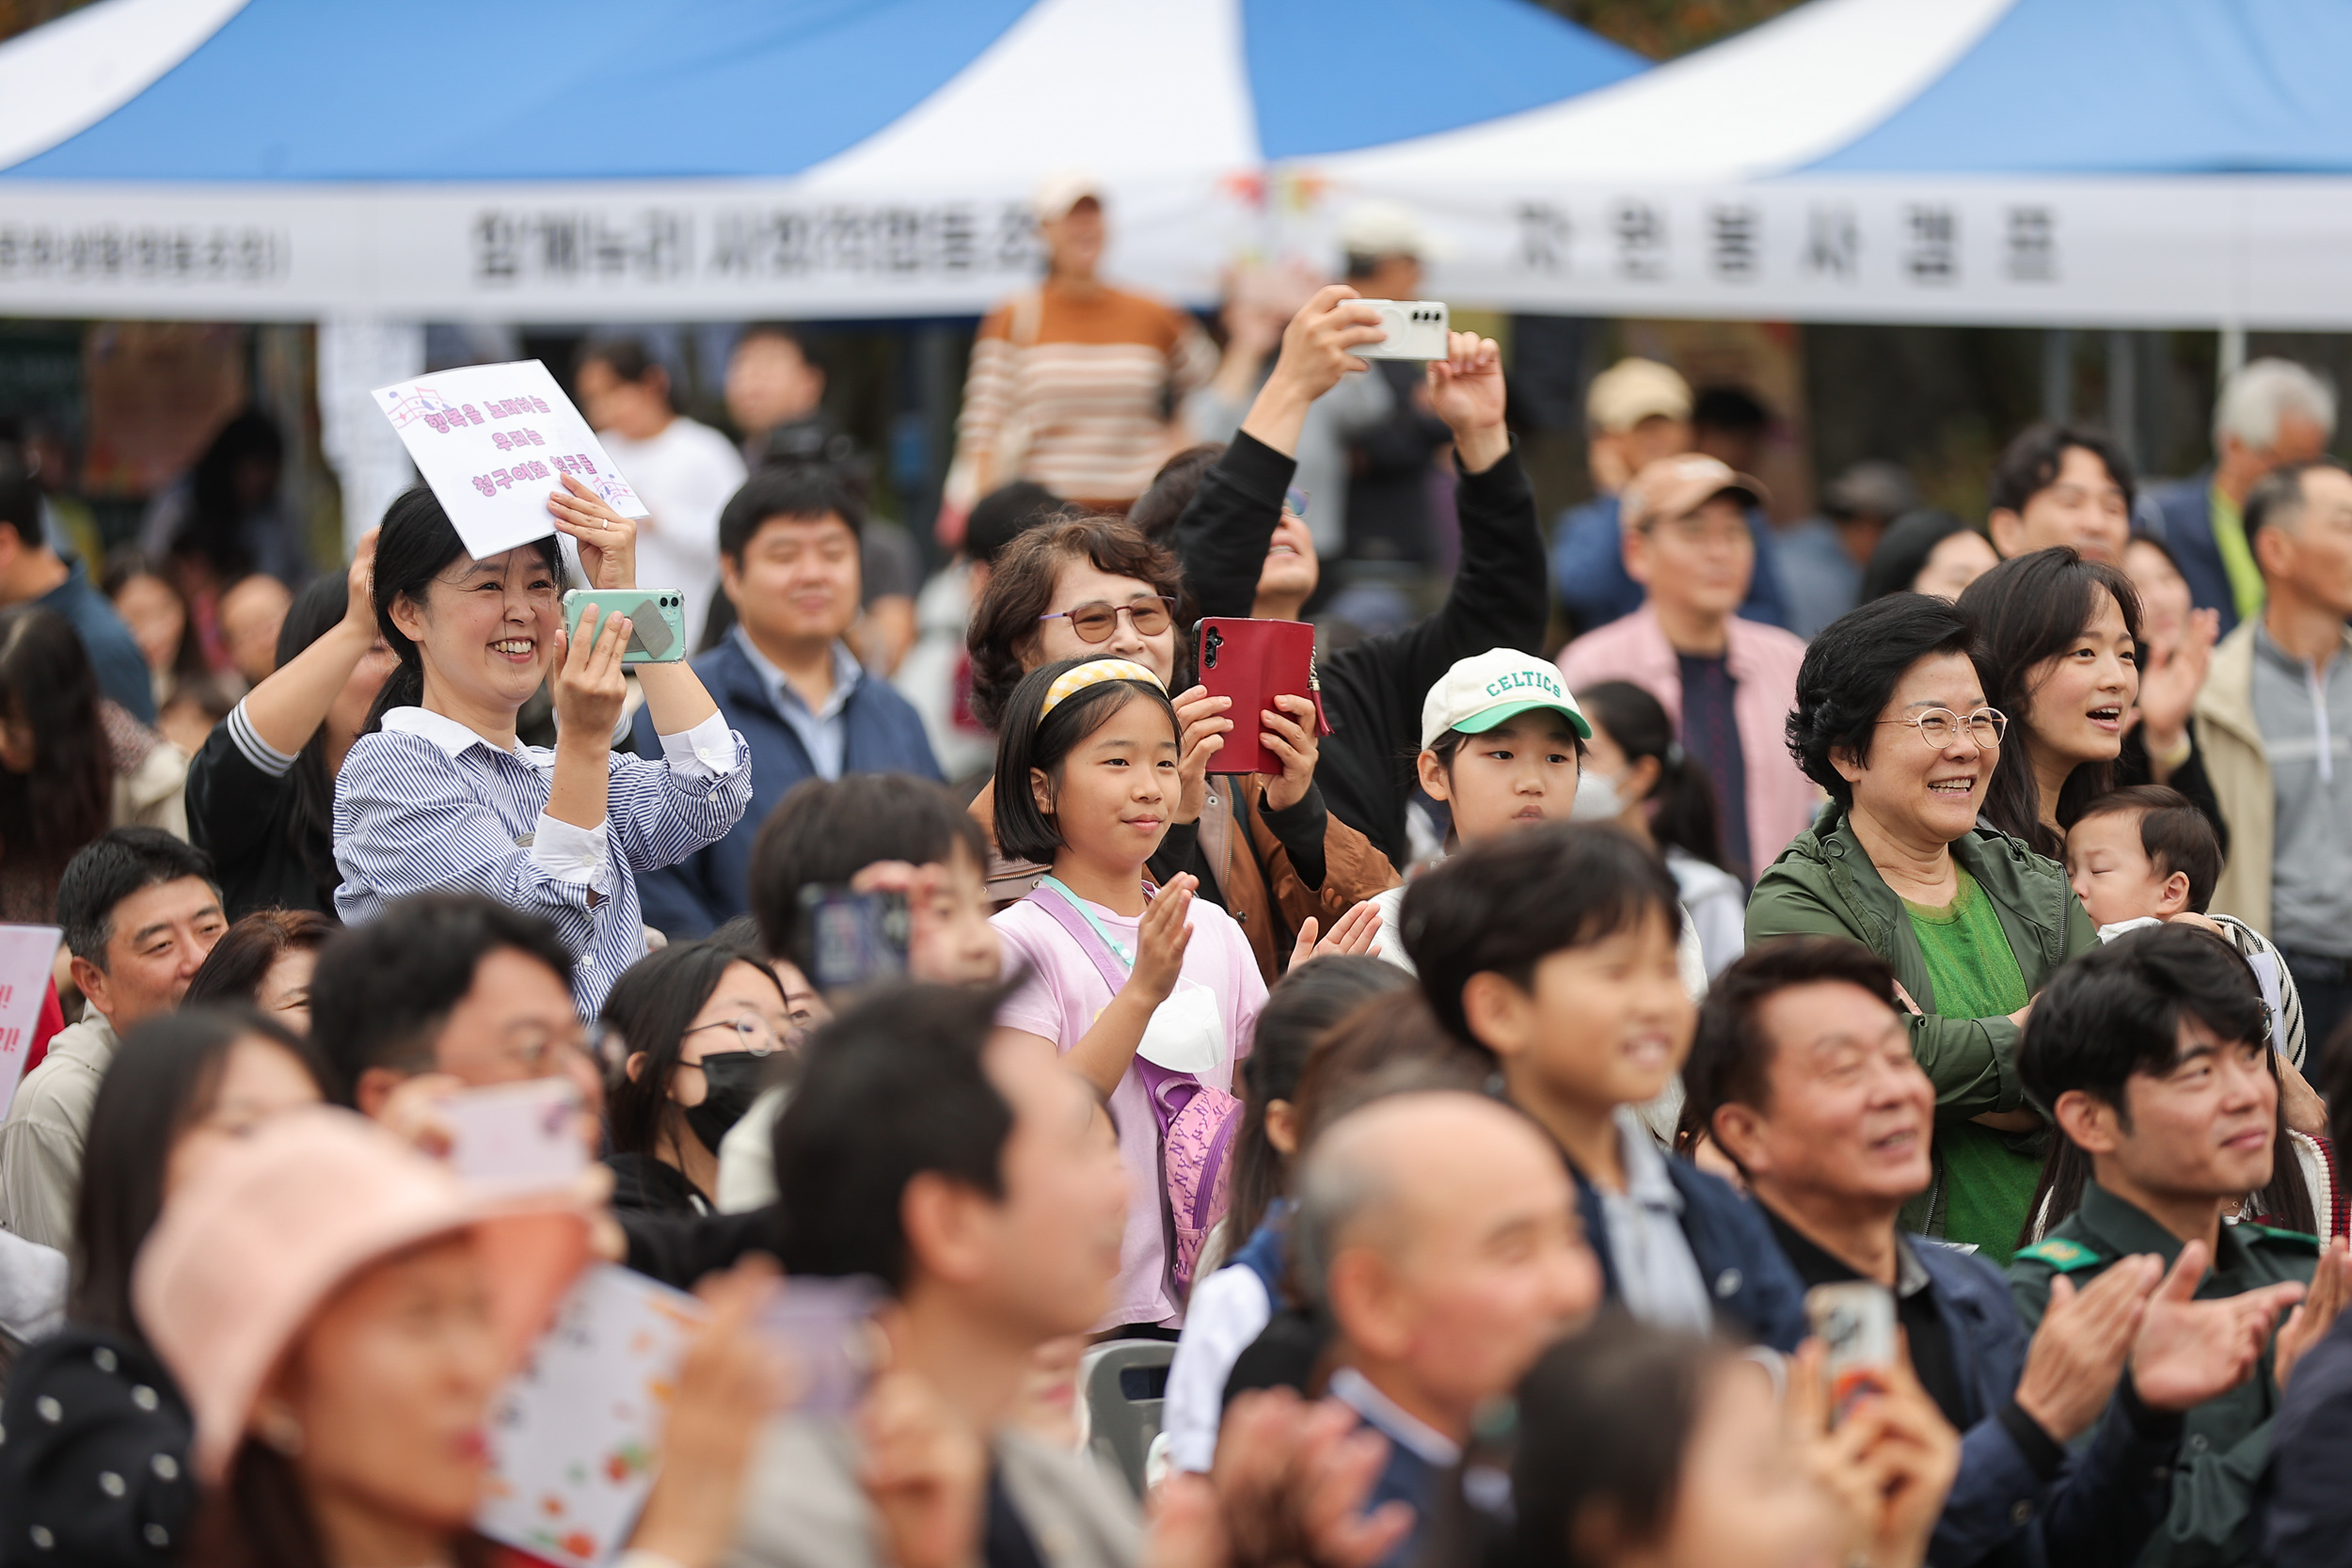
0, 0, 1644, 322
1307, 0, 2352, 329
0, 0, 1641, 538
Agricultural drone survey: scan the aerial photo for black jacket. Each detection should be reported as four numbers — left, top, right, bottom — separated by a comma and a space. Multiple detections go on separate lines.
184, 712, 335, 919
1569, 1148, 1809, 1353
0, 1325, 193, 1568
1175, 431, 1548, 867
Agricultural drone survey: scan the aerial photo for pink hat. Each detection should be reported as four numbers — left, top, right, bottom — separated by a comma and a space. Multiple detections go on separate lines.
134, 1106, 591, 1481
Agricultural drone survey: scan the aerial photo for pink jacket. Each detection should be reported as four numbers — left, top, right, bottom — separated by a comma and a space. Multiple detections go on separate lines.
1557, 607, 1821, 872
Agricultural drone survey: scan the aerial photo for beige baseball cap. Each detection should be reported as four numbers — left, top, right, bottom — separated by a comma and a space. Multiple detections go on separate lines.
1586, 357, 1692, 434
1421, 648, 1591, 751
1622, 453, 1770, 531
1033, 170, 1104, 222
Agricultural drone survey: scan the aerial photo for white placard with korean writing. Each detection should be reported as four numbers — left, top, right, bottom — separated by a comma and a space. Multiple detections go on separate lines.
0, 926, 60, 1120
372, 359, 646, 562
476, 1262, 702, 1568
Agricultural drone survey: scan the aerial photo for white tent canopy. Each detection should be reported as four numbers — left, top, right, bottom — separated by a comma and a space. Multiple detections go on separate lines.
1307, 0, 2352, 328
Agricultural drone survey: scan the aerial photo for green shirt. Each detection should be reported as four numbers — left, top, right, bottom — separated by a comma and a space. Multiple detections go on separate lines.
2011, 1181, 2317, 1568
1905, 868, 2040, 1263
2211, 485, 2267, 627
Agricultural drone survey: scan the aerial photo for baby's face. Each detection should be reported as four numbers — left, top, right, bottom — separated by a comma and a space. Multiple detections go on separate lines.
2065, 811, 2174, 927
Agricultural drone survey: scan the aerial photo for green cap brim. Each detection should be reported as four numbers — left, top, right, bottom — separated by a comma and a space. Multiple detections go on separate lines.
1451, 699, 1592, 740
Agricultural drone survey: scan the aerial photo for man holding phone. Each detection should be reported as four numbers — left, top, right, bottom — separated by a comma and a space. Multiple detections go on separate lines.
634, 467, 941, 939
1685, 936, 2306, 1568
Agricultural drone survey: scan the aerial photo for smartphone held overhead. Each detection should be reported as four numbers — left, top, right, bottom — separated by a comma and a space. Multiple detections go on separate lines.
562, 587, 688, 663
1353, 300, 1450, 360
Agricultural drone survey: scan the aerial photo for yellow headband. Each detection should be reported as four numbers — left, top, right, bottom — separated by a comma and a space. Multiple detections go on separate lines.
1039, 658, 1167, 721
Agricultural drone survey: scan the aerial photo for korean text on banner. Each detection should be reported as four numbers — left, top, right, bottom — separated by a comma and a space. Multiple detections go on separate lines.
0, 926, 61, 1121
372, 360, 647, 562
477, 1262, 702, 1568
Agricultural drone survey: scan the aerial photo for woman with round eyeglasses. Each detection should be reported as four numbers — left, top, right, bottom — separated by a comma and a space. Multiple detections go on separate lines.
962, 512, 1392, 983
1750, 593, 2098, 1262
600, 939, 795, 1215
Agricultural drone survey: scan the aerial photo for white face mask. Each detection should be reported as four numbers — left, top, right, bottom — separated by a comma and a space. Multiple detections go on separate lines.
1573, 768, 1626, 821
1136, 980, 1228, 1075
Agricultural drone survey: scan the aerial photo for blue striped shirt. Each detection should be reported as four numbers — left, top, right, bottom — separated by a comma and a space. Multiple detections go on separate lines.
332, 705, 752, 1015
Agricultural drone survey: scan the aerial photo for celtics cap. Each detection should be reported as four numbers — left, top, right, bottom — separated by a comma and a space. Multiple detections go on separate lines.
1422, 649, 1592, 751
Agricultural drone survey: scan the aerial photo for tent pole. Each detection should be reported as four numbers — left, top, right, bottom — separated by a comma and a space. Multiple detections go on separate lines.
2042, 329, 2074, 422
2218, 323, 2248, 385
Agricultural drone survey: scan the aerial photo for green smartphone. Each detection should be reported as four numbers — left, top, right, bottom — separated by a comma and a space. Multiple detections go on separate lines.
560, 588, 688, 663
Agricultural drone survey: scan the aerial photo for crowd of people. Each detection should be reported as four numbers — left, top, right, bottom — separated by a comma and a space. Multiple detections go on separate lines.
1, 176, 2351, 1568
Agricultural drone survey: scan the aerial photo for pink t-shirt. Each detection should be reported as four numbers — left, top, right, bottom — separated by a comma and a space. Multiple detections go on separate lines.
993, 890, 1266, 1330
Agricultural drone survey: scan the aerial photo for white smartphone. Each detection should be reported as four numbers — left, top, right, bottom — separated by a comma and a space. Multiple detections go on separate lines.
443, 1078, 588, 1196
1353, 300, 1451, 360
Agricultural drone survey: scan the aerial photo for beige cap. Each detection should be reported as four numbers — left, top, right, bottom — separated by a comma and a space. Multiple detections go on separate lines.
1586, 357, 1692, 434
1033, 170, 1104, 221
1338, 200, 1449, 261
1622, 453, 1770, 531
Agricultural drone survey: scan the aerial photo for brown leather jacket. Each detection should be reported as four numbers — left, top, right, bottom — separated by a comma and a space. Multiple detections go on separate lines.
969, 778, 1395, 986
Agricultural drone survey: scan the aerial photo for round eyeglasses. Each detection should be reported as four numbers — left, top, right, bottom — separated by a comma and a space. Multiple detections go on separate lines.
682, 1014, 797, 1055
1037, 595, 1176, 644
1878, 707, 2009, 751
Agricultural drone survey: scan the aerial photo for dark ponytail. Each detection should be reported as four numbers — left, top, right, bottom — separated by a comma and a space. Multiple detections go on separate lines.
1579, 681, 1732, 877
363, 485, 562, 734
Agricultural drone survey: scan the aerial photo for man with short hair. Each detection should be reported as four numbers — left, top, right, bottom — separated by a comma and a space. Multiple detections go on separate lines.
2193, 459, 2352, 1050
0, 830, 224, 1248
0, 445, 152, 722
1294, 1090, 1599, 1567
577, 337, 749, 646
2150, 358, 2336, 633
731, 985, 1398, 1568
1986, 423, 2135, 566
1558, 453, 1815, 878
1687, 935, 2291, 1568
306, 892, 596, 1116
635, 467, 940, 938
2008, 925, 2346, 1568
1549, 358, 1788, 634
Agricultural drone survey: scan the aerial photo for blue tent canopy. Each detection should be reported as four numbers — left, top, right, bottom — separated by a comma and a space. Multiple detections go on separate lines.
1316, 0, 2352, 327
0, 0, 1643, 320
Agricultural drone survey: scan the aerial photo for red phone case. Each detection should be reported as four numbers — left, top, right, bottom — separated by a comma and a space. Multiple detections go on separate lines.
1195, 617, 1319, 775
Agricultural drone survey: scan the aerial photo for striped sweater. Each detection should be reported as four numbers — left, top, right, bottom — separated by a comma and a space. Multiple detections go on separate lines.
957, 278, 1217, 506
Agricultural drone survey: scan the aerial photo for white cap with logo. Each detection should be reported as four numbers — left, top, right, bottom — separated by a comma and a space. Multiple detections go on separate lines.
1421, 649, 1592, 752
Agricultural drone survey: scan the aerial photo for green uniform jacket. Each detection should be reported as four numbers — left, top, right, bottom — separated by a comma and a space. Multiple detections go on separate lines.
2010, 1183, 2319, 1568
1745, 805, 2098, 1117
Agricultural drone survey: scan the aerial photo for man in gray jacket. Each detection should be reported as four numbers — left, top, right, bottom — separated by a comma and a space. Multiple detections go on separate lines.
729, 984, 1408, 1568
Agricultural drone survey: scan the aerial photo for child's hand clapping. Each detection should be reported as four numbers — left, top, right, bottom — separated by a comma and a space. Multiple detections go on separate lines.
1126, 873, 1197, 1008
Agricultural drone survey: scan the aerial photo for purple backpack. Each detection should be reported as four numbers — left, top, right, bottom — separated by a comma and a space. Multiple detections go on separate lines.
1027, 884, 1242, 1295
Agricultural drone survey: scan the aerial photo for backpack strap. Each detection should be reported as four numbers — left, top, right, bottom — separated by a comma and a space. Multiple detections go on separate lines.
1026, 878, 1135, 997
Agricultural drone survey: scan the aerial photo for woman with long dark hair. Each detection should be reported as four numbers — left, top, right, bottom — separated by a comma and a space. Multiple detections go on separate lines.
1577, 680, 1746, 979
1959, 547, 2144, 860
104, 550, 232, 753
185, 536, 396, 918
0, 1006, 327, 1566
602, 937, 793, 1215
0, 605, 186, 923
331, 479, 752, 1014
183, 909, 337, 1031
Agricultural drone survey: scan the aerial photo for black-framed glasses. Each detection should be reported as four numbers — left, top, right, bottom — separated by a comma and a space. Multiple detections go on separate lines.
1878, 707, 2009, 751
1037, 595, 1176, 644
682, 1013, 795, 1055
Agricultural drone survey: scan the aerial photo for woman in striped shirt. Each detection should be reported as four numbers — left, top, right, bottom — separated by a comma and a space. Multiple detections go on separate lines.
331, 478, 752, 1015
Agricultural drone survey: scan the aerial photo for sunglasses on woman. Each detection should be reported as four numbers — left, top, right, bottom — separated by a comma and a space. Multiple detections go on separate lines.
1037, 594, 1177, 643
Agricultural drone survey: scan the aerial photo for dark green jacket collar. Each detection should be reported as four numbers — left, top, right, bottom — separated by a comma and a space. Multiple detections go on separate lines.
2074, 1180, 2253, 1277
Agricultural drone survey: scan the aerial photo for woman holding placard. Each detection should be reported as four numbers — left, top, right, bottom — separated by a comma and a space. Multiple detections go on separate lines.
331, 475, 752, 1015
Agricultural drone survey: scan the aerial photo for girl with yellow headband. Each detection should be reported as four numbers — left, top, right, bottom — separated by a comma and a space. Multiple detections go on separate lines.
989, 656, 1266, 1334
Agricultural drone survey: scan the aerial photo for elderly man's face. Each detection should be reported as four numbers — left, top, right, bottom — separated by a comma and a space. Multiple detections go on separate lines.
1326, 1098, 1600, 1436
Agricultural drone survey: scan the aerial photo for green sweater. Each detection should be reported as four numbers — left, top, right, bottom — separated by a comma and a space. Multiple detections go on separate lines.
1746, 807, 2098, 1118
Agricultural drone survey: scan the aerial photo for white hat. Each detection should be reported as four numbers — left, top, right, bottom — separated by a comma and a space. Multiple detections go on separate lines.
1337, 200, 1454, 262
1033, 170, 1104, 221
1421, 649, 1591, 752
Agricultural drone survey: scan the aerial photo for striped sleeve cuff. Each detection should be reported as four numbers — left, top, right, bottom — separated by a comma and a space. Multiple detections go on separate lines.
226, 700, 299, 779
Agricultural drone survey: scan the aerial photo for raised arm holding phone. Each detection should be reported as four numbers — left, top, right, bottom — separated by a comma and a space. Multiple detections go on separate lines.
331, 476, 752, 1016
